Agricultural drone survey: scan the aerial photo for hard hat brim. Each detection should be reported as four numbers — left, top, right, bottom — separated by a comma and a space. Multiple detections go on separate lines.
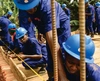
14, 0, 40, 10
63, 42, 94, 63
16, 33, 26, 39
96, 5, 100, 7
16, 30, 27, 39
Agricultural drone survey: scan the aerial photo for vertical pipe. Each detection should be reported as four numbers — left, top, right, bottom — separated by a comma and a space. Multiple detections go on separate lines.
51, 0, 58, 81
79, 0, 86, 81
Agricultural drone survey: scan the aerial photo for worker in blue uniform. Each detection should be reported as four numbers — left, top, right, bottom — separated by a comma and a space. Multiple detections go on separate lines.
85, 0, 95, 37
13, 0, 71, 81
95, 2, 100, 35
0, 17, 12, 46
62, 34, 100, 81
2, 11, 13, 19
18, 9, 36, 38
61, 4, 70, 20
11, 27, 47, 72
8, 23, 23, 53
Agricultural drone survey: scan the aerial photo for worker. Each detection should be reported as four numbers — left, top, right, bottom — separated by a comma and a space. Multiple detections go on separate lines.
61, 4, 70, 20
18, 9, 36, 38
85, 0, 95, 37
0, 17, 12, 46
62, 34, 100, 81
2, 11, 13, 19
13, 0, 71, 81
8, 23, 23, 53
10, 27, 48, 73
95, 2, 100, 35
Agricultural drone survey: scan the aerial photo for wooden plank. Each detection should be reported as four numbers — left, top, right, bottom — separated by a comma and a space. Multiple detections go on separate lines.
9, 58, 27, 81
17, 63, 47, 80
0, 46, 9, 64
0, 46, 47, 81
9, 58, 47, 81
27, 73, 48, 81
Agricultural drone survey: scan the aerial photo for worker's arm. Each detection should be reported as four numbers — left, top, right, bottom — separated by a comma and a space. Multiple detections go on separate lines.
19, 54, 42, 59
9, 54, 42, 60
85, 7, 93, 16
46, 30, 69, 81
85, 13, 92, 16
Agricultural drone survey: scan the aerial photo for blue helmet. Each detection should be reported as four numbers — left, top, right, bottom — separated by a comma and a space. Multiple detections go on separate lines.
61, 4, 67, 9
8, 23, 16, 30
62, 34, 95, 63
95, 2, 100, 7
7, 11, 13, 15
85, 0, 89, 3
16, 27, 27, 39
13, 0, 40, 10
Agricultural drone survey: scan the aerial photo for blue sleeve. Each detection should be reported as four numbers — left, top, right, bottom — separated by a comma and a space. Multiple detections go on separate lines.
31, 38, 42, 55
40, 0, 53, 33
65, 9, 70, 19
14, 39, 23, 52
41, 44, 48, 61
40, 0, 70, 34
96, 8, 100, 20
88, 6, 94, 15
86, 63, 100, 81
18, 10, 36, 38
40, 0, 65, 33
9, 41, 14, 50
2, 19, 10, 35
1, 19, 11, 43
67, 9, 70, 17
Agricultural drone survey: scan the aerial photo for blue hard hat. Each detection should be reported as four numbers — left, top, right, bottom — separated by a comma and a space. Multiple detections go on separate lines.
8, 23, 16, 29
62, 34, 95, 63
7, 11, 13, 15
85, 0, 89, 3
95, 2, 100, 7
61, 4, 67, 9
16, 27, 27, 39
13, 0, 40, 10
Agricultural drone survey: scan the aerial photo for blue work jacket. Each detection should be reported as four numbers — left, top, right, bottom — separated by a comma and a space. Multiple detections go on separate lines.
22, 38, 47, 61
0, 17, 12, 44
65, 63, 100, 81
19, 9, 36, 38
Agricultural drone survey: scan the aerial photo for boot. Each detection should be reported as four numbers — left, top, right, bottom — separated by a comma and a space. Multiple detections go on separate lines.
86, 32, 90, 35
86, 29, 90, 35
91, 32, 94, 37
38, 64, 47, 74
47, 71, 54, 81
98, 32, 100, 35
38, 67, 46, 74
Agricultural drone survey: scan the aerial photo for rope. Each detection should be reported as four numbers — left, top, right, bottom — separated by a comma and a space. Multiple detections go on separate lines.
0, 40, 46, 81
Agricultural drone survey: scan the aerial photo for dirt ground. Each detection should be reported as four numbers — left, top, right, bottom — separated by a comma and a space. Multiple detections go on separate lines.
92, 35, 100, 66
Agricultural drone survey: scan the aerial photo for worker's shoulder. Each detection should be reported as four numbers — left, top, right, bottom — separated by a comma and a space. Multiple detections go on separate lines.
0, 17, 11, 24
87, 63, 100, 73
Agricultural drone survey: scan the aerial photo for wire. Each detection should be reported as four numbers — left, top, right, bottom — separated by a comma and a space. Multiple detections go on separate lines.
0, 40, 46, 81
